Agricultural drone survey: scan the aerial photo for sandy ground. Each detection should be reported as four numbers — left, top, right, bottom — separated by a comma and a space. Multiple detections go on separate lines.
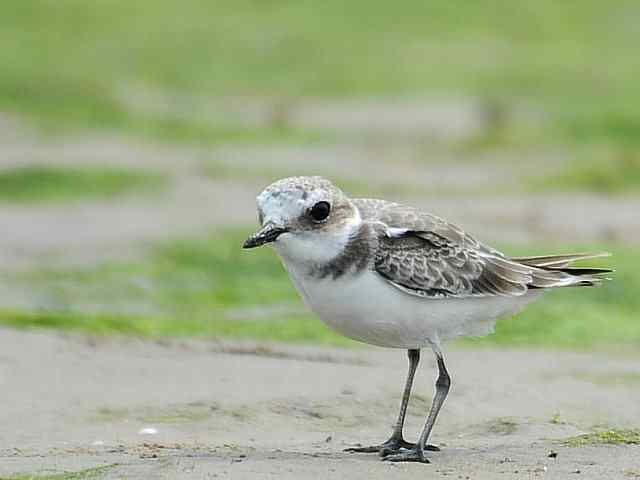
1, 328, 639, 479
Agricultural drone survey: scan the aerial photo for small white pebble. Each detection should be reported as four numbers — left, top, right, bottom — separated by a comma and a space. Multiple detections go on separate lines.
91, 440, 105, 446
138, 427, 158, 435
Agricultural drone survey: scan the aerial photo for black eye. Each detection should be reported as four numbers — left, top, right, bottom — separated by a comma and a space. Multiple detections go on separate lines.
309, 201, 331, 222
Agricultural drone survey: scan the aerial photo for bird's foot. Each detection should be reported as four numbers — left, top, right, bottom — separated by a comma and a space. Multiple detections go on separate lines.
345, 437, 439, 456
381, 441, 440, 456
381, 446, 430, 463
345, 436, 412, 454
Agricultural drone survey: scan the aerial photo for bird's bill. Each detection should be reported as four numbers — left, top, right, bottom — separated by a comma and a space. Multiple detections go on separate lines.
242, 223, 288, 249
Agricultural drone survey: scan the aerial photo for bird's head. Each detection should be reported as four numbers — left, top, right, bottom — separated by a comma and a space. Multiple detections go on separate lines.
243, 176, 361, 264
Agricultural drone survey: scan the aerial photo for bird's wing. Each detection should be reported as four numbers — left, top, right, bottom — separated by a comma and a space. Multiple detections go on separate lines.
374, 227, 537, 298
352, 198, 602, 299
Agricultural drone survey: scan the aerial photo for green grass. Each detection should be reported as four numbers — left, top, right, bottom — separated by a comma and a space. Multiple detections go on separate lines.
486, 417, 519, 435
0, 1, 639, 146
1, 230, 352, 344
0, 465, 116, 480
572, 371, 640, 386
0, 309, 350, 345
561, 429, 640, 447
92, 403, 213, 424
531, 149, 640, 194
0, 165, 168, 203
0, 230, 636, 349
90, 402, 254, 424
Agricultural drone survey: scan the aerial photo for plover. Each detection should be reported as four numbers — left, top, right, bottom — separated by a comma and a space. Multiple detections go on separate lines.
243, 176, 611, 463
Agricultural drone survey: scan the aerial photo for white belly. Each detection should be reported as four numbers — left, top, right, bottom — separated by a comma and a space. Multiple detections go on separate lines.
283, 264, 542, 349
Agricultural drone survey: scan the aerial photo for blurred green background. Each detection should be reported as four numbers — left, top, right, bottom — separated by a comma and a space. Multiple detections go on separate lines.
0, 0, 638, 349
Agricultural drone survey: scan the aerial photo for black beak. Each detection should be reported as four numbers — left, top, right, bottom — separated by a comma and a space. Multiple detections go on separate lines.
243, 224, 287, 249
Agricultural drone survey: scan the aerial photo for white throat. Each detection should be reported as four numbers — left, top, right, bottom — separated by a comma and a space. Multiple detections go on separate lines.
274, 212, 362, 269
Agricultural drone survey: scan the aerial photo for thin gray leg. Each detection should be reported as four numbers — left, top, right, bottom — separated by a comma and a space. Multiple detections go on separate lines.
391, 348, 420, 440
383, 346, 450, 463
346, 349, 424, 454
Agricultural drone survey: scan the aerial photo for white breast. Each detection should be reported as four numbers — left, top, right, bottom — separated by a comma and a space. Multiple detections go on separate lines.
280, 260, 542, 349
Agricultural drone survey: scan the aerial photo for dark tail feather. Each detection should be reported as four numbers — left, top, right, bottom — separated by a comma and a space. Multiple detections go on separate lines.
511, 252, 613, 289
547, 267, 614, 276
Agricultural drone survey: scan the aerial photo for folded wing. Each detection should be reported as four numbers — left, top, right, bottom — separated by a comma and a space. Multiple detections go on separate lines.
354, 199, 611, 299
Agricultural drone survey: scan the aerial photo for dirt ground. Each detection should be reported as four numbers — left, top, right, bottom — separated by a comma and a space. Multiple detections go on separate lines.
1, 328, 639, 479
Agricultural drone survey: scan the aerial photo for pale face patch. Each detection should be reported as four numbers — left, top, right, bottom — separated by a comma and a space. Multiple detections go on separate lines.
275, 215, 361, 266
255, 176, 361, 266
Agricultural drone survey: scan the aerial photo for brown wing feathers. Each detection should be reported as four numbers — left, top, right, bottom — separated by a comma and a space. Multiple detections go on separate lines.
353, 198, 611, 299
376, 231, 610, 298
375, 230, 534, 298
375, 231, 610, 297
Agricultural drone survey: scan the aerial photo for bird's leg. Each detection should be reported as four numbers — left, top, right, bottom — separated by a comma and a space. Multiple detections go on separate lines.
346, 349, 437, 455
383, 346, 450, 463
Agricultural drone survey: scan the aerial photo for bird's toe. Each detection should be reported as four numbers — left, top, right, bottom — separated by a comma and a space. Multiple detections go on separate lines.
381, 448, 430, 463
345, 436, 415, 455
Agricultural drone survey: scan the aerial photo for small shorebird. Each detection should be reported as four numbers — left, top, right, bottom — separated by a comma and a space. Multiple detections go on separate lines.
243, 176, 611, 463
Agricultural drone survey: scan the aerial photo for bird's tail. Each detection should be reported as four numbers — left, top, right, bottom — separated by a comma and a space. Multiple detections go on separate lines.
511, 252, 613, 288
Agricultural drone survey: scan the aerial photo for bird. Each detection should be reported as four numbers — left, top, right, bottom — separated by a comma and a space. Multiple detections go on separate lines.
242, 176, 611, 463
